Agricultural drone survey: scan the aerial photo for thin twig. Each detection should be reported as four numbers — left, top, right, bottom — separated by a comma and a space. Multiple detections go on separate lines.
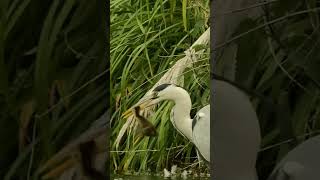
63, 32, 98, 60
267, 37, 314, 96
216, 0, 280, 16
214, 7, 320, 51
110, 145, 186, 153
35, 68, 109, 118
259, 130, 320, 152
27, 117, 37, 180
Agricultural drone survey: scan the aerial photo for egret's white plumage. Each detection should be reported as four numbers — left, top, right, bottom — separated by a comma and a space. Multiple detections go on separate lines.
140, 84, 210, 163
127, 80, 320, 180
192, 105, 210, 162
267, 135, 320, 180
213, 79, 260, 180
127, 80, 263, 178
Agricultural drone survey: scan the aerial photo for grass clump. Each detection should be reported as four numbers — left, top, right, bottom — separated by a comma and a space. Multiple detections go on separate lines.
110, 0, 210, 174
0, 0, 106, 179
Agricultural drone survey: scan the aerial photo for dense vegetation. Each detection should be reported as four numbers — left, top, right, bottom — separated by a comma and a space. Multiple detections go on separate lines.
110, 0, 210, 174
214, 1, 320, 179
0, 0, 106, 179
111, 0, 320, 179
2, 0, 320, 179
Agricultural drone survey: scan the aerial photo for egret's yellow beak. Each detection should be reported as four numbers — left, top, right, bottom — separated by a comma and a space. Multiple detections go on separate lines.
121, 95, 155, 119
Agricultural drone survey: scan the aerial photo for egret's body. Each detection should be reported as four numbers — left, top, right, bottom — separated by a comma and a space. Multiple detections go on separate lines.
151, 84, 210, 163
268, 135, 320, 180
213, 79, 260, 180
123, 81, 320, 180
123, 83, 211, 163
123, 80, 261, 175
165, 85, 210, 162
191, 105, 210, 162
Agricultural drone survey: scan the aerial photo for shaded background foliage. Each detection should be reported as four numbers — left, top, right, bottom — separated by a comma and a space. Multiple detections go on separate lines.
214, 0, 320, 179
0, 0, 107, 179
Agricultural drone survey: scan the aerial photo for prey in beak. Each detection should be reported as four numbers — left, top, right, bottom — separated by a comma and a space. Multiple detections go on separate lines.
132, 106, 157, 136
121, 93, 160, 137
121, 93, 159, 119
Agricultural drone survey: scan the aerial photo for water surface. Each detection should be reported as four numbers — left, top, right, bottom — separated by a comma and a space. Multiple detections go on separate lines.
111, 174, 210, 180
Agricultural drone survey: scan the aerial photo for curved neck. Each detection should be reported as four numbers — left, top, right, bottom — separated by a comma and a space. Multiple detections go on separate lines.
170, 87, 193, 141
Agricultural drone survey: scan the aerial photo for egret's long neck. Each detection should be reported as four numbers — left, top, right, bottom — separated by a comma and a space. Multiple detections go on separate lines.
170, 87, 193, 141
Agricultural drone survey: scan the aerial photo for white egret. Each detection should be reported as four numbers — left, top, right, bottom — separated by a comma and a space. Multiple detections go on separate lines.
123, 78, 262, 179
123, 83, 210, 163
212, 78, 261, 180
268, 135, 320, 180
126, 76, 320, 180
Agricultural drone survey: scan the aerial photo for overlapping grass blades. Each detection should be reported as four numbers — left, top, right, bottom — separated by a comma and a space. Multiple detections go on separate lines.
1, 0, 107, 179
110, 0, 210, 174
214, 0, 320, 177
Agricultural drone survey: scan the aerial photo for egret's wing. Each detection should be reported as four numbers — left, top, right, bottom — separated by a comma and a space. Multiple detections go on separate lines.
213, 79, 260, 180
267, 135, 320, 180
192, 105, 210, 162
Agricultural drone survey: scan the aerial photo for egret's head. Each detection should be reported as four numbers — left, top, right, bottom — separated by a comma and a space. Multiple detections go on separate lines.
139, 83, 180, 107
150, 83, 179, 101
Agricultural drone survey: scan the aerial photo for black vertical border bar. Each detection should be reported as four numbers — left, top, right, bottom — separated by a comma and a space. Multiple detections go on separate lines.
210, 0, 216, 179
105, 0, 110, 179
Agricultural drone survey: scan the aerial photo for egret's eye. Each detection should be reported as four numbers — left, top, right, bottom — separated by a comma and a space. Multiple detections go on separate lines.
152, 92, 158, 99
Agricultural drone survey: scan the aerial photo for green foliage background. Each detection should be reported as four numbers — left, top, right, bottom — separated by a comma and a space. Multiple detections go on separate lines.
2, 0, 320, 179
0, 0, 107, 179
111, 0, 320, 179
110, 0, 210, 174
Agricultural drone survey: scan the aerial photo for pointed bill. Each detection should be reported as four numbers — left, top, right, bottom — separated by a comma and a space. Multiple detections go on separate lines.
121, 95, 155, 119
